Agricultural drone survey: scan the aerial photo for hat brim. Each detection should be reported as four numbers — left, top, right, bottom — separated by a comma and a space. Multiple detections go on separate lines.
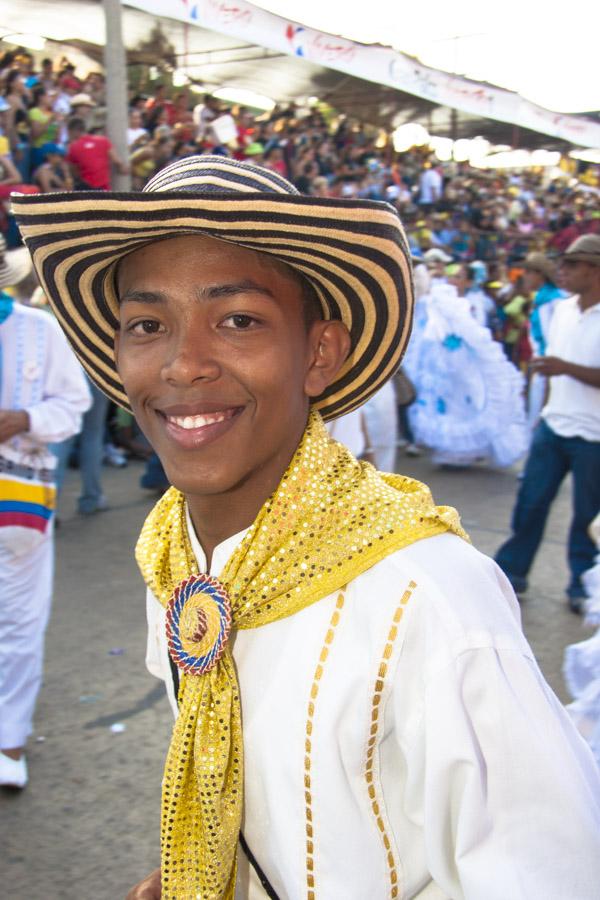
12, 190, 413, 421
522, 260, 556, 282
72, 96, 97, 107
562, 252, 600, 266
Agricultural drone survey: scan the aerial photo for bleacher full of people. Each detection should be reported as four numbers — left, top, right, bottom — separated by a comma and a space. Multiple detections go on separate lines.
1, 43, 599, 276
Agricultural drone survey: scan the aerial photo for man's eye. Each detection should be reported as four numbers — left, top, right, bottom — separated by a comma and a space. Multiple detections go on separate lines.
129, 319, 162, 335
221, 314, 257, 329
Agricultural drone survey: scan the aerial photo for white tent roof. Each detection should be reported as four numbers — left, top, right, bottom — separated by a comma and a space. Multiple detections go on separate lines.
2, 0, 599, 148
254, 0, 600, 115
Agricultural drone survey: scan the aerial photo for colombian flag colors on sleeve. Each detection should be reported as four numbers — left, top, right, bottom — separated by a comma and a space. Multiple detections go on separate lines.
0, 475, 56, 534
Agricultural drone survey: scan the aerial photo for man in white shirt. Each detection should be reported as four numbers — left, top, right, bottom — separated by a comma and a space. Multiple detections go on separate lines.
192, 93, 220, 144
496, 234, 600, 612
13, 157, 600, 900
418, 164, 443, 210
126, 108, 149, 149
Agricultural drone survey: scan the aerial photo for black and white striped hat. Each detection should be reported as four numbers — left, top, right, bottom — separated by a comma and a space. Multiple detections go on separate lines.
12, 155, 413, 420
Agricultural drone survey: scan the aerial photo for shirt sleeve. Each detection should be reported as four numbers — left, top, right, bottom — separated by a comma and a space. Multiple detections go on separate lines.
413, 645, 600, 899
25, 316, 92, 443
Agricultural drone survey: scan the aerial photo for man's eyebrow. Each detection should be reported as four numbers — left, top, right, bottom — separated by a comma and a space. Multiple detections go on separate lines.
119, 281, 277, 304
198, 279, 276, 300
119, 289, 168, 304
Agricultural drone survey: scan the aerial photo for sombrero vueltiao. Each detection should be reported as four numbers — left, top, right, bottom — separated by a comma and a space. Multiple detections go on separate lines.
12, 155, 413, 420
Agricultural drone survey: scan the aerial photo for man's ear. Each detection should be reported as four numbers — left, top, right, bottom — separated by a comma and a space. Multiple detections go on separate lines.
304, 320, 351, 399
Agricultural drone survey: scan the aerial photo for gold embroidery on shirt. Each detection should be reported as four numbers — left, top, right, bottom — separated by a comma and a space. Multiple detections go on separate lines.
305, 589, 346, 899
366, 580, 417, 899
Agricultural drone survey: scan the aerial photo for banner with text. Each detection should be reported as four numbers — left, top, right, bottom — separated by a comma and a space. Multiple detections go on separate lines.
126, 0, 600, 148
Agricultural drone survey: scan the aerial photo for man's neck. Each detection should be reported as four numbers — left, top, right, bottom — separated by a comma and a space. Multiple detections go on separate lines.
185, 440, 303, 569
578, 289, 600, 312
187, 502, 254, 571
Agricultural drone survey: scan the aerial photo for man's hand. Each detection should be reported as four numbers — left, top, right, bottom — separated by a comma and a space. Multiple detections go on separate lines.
530, 356, 569, 378
0, 409, 30, 443
125, 868, 161, 899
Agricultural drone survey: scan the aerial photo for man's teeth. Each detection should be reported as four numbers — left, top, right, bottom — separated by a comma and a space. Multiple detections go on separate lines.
168, 411, 230, 429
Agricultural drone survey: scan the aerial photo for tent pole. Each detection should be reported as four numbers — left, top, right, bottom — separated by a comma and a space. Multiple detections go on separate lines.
450, 107, 458, 143
103, 0, 131, 190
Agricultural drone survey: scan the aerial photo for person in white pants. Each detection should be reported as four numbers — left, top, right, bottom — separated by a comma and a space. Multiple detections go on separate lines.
361, 380, 398, 471
0, 239, 90, 788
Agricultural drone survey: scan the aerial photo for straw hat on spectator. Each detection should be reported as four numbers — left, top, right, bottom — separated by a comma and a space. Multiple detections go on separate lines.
522, 252, 557, 284
562, 234, 600, 266
423, 248, 452, 266
71, 93, 96, 108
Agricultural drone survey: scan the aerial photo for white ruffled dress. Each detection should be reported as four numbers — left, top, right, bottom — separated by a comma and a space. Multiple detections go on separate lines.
564, 515, 600, 767
406, 283, 528, 467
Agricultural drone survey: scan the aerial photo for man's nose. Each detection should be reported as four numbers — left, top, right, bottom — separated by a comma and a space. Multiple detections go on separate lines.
161, 325, 222, 385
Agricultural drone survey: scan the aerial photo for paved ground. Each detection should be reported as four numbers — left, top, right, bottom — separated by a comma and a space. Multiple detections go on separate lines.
2, 452, 594, 899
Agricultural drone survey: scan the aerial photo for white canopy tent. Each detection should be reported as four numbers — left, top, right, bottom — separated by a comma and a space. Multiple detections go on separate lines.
1, 0, 599, 149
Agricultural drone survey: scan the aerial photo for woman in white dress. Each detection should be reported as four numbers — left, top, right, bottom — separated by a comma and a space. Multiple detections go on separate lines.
408, 274, 528, 467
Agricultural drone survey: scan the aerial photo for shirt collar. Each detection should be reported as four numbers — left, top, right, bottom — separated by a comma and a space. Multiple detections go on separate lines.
580, 299, 600, 315
569, 294, 600, 315
185, 503, 249, 577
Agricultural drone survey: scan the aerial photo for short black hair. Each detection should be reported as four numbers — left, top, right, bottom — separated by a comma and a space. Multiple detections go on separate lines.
31, 84, 46, 106
68, 116, 86, 133
298, 273, 324, 330
268, 257, 323, 330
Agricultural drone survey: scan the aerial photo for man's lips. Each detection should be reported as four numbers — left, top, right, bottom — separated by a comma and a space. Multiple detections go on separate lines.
162, 408, 239, 431
155, 403, 244, 447
157, 401, 244, 418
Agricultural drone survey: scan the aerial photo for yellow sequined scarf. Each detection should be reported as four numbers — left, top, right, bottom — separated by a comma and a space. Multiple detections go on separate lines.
136, 411, 467, 899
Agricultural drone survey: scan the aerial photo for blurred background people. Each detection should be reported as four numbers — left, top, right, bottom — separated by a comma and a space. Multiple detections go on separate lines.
66, 116, 128, 191
32, 142, 73, 192
0, 235, 90, 788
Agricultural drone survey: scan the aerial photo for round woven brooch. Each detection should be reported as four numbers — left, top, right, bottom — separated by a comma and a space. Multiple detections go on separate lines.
165, 573, 232, 675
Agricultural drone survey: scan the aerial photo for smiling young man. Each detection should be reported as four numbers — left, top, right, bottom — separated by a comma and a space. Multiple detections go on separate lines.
13, 157, 600, 900
114, 234, 347, 561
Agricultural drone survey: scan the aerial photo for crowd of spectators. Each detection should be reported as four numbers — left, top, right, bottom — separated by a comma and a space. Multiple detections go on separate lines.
1, 45, 599, 269
3, 60, 597, 474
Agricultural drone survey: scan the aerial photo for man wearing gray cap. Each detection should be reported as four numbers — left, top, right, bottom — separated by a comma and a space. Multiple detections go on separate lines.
496, 235, 600, 612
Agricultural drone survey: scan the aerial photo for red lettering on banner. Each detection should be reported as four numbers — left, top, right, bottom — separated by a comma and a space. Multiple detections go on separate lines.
207, 0, 252, 26
310, 32, 356, 64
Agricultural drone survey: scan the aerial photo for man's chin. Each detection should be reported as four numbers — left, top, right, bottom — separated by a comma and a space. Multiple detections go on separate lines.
164, 468, 236, 500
